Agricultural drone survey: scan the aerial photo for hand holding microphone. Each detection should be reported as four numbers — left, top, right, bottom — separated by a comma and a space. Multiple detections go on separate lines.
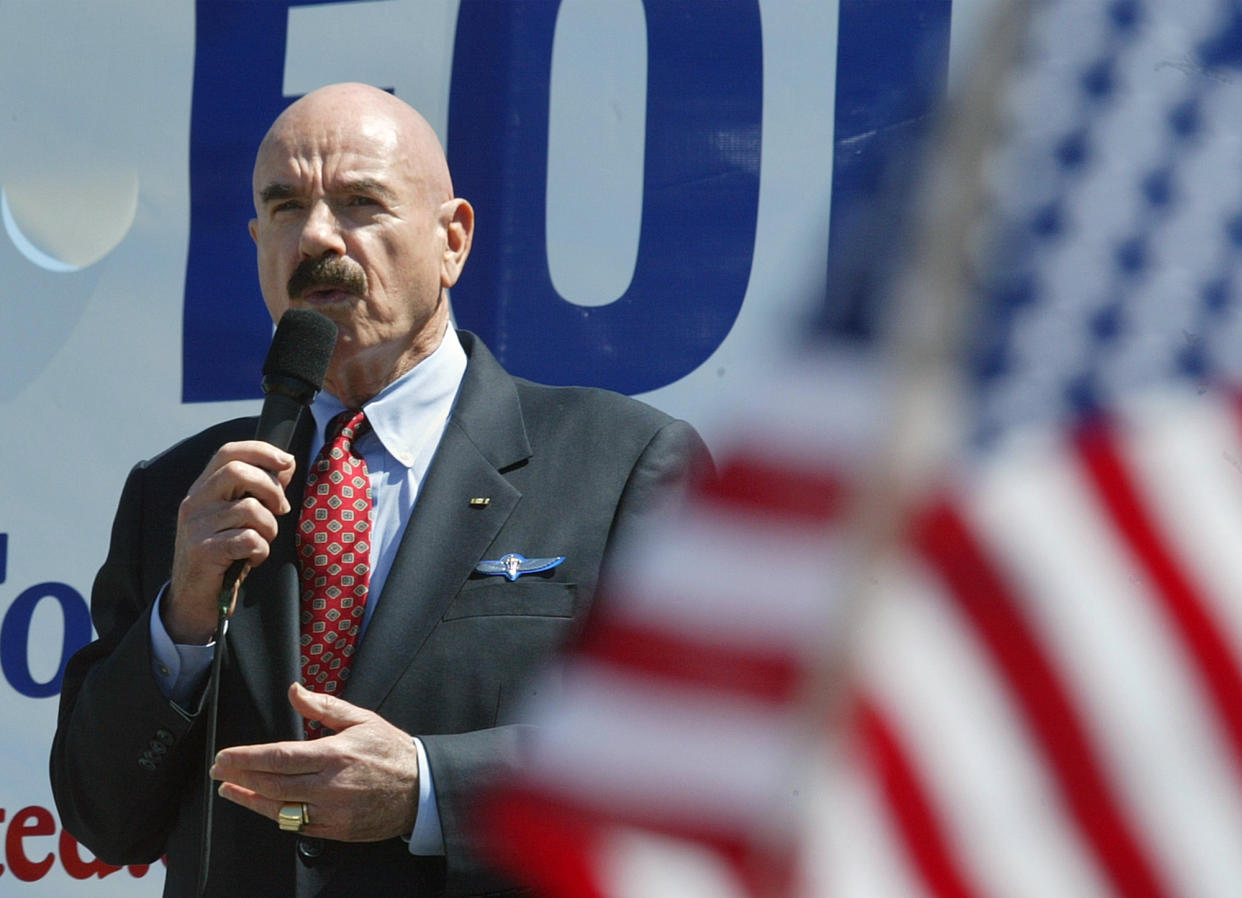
164, 310, 337, 644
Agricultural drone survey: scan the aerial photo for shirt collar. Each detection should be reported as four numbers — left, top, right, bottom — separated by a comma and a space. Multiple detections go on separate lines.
308, 326, 468, 467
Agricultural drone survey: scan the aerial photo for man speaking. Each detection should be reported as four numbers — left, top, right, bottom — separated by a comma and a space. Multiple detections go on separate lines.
50, 82, 706, 897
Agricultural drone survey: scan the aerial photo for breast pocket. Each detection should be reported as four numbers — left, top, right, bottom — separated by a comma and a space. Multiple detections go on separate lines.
442, 578, 577, 621
429, 580, 580, 728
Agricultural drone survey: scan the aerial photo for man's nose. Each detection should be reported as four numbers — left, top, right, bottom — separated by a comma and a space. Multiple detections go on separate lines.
299, 200, 346, 258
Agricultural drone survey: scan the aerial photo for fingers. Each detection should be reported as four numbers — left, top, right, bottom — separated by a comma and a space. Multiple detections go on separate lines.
188, 441, 296, 512
211, 743, 324, 826
211, 736, 335, 829
211, 689, 370, 779
211, 736, 343, 835
213, 738, 324, 778
164, 442, 298, 643
214, 784, 333, 838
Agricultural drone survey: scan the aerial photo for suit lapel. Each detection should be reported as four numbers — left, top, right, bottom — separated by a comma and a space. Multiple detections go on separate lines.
344, 332, 531, 711
224, 411, 314, 741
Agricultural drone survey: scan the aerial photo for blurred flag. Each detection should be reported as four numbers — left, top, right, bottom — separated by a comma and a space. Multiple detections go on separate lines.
819, 1, 1242, 896
478, 1, 1242, 896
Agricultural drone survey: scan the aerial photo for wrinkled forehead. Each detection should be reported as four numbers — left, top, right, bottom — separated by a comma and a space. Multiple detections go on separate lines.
253, 115, 404, 191
252, 94, 454, 209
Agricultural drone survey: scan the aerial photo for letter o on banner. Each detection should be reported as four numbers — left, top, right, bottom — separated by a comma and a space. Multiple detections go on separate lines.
1, 582, 92, 698
448, 0, 763, 394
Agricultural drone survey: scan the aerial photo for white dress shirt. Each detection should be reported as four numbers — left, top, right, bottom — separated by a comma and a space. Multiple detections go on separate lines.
149, 325, 468, 855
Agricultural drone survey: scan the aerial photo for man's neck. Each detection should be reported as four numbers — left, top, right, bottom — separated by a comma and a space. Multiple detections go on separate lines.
323, 319, 449, 407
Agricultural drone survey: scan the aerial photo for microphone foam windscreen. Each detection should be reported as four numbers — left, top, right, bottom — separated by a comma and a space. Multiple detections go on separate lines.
263, 309, 339, 389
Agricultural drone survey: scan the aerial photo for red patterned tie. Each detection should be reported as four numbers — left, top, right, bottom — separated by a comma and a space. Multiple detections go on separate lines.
297, 409, 372, 737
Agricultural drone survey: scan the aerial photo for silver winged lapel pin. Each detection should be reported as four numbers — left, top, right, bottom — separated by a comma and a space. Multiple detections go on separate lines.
475, 553, 566, 581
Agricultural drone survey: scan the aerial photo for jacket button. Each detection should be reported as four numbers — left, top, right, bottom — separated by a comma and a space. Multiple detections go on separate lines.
297, 837, 324, 860
154, 729, 175, 746
137, 757, 156, 772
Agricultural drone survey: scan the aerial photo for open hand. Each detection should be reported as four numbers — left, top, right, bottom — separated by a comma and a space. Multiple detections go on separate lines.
211, 683, 420, 842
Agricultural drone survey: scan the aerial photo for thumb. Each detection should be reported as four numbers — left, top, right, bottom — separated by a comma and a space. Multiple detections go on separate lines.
288, 682, 371, 732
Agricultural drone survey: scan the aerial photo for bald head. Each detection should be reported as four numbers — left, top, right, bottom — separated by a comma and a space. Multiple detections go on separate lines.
254, 83, 454, 208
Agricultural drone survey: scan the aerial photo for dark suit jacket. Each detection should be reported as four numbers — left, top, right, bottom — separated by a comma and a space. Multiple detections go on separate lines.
51, 332, 706, 897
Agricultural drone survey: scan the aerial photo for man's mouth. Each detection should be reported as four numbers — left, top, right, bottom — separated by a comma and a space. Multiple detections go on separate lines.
300, 286, 353, 305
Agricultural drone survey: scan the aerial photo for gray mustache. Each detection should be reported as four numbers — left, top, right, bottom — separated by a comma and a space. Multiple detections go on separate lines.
287, 256, 367, 300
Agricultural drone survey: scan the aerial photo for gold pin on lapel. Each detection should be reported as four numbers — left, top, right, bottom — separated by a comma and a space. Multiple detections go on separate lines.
469, 497, 491, 508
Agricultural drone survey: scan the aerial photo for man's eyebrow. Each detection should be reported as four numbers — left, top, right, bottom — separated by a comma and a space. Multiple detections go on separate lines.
258, 183, 296, 204
258, 179, 397, 205
340, 178, 397, 202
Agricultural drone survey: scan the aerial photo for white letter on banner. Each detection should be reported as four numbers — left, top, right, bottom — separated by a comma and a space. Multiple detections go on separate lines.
283, 0, 460, 140
545, 0, 647, 308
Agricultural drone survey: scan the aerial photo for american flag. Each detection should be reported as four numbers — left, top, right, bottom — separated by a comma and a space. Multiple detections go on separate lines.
479, 1, 1242, 895
822, 1, 1242, 895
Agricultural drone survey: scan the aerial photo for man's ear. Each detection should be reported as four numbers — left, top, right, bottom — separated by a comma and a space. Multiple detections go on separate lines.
439, 198, 474, 288
248, 218, 259, 245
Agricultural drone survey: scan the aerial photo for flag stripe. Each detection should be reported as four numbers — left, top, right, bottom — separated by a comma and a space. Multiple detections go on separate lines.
852, 545, 1119, 898
478, 793, 610, 898
912, 499, 1172, 898
1073, 416, 1242, 785
522, 661, 803, 831
856, 696, 987, 898
579, 608, 805, 704
698, 454, 844, 522
480, 785, 773, 896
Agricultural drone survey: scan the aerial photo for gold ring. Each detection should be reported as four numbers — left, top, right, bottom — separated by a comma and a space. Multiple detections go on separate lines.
277, 802, 310, 832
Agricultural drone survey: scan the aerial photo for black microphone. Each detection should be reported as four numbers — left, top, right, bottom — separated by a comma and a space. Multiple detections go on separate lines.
256, 308, 339, 447
200, 309, 337, 898
221, 309, 338, 593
